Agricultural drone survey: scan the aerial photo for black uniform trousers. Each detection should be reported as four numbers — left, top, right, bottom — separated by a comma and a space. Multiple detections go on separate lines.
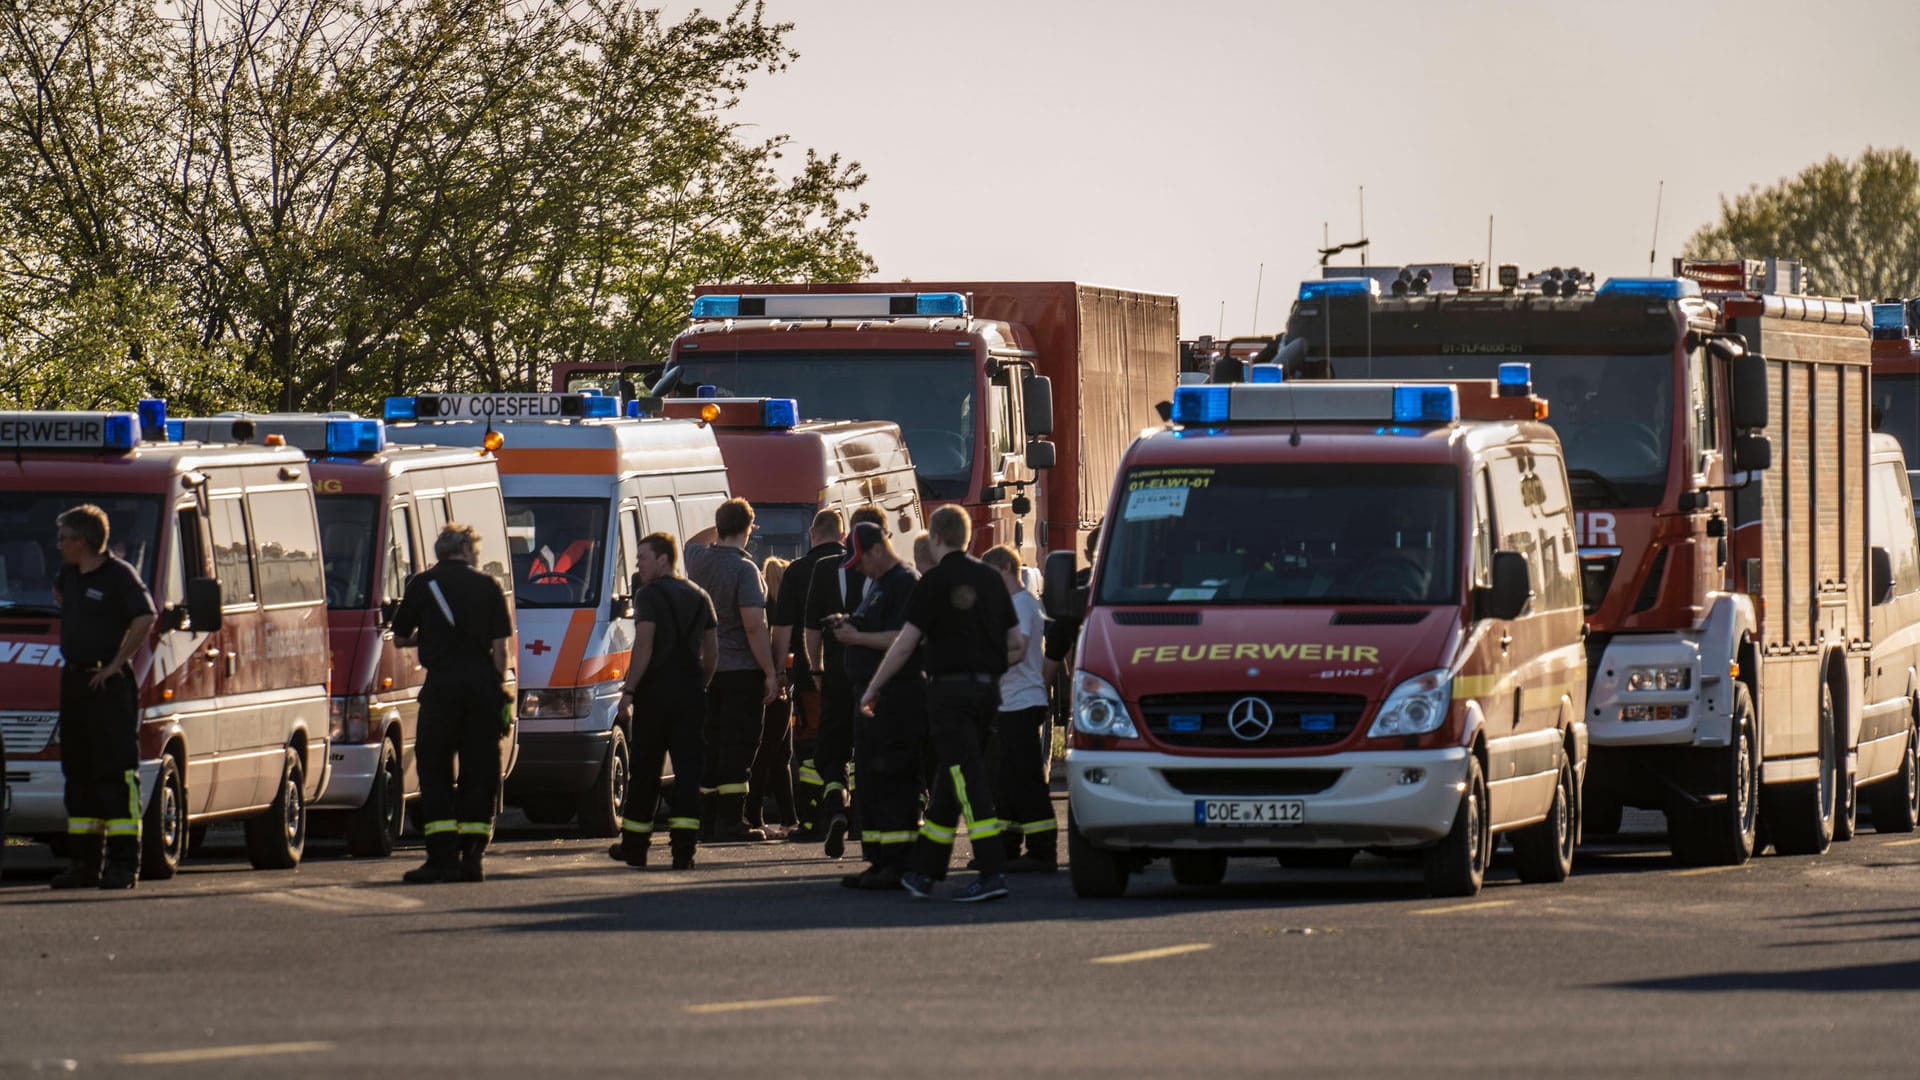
746, 693, 795, 828
59, 666, 141, 850
623, 683, 706, 856
701, 669, 766, 823
995, 704, 1057, 860
805, 666, 857, 827
416, 673, 504, 861
854, 677, 926, 870
910, 680, 1007, 880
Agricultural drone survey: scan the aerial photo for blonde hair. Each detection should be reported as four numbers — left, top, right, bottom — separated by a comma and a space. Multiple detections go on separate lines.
981, 544, 1020, 576
763, 555, 789, 598
927, 505, 971, 550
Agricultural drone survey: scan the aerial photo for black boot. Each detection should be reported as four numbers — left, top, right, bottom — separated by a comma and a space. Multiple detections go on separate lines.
1007, 831, 1058, 873
609, 833, 650, 867
460, 835, 487, 882
100, 834, 140, 890
403, 833, 463, 884
49, 834, 103, 890
708, 793, 766, 842
669, 830, 698, 870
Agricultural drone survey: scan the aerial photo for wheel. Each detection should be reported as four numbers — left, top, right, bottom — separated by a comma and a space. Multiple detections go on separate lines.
1067, 808, 1129, 898
140, 754, 188, 880
1422, 755, 1489, 897
1277, 848, 1358, 869
1511, 754, 1577, 883
1836, 753, 1859, 843
244, 748, 307, 870
345, 738, 405, 857
1170, 851, 1228, 886
519, 796, 576, 826
1666, 682, 1759, 866
1764, 679, 1837, 856
1866, 706, 1920, 833
575, 725, 629, 838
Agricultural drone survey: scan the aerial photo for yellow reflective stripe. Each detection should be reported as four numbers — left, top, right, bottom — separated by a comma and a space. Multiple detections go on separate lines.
949, 765, 982, 830
797, 766, 824, 784
867, 829, 916, 845
67, 817, 105, 835
126, 769, 140, 823
668, 817, 700, 830
716, 783, 750, 795
1022, 819, 1057, 835
698, 787, 718, 795
423, 820, 458, 835
105, 819, 141, 836
919, 821, 957, 844
622, 819, 655, 834
967, 820, 1005, 841
821, 783, 845, 797
457, 822, 493, 837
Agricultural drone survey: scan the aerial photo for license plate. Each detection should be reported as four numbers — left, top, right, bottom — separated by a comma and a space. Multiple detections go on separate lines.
1195, 799, 1305, 826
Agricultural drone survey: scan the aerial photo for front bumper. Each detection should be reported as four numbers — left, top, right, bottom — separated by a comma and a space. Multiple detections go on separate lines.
1068, 746, 1469, 852
6, 758, 160, 835
312, 741, 382, 810
505, 731, 612, 797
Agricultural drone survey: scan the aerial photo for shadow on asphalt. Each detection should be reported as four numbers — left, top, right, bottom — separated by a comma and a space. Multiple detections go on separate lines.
1602, 959, 1920, 993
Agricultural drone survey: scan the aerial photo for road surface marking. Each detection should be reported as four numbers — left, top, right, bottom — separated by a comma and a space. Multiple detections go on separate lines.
1882, 837, 1920, 847
252, 891, 358, 913
1090, 943, 1215, 965
116, 1041, 333, 1065
1673, 865, 1742, 877
1411, 900, 1514, 916
251, 887, 425, 912
683, 995, 836, 1015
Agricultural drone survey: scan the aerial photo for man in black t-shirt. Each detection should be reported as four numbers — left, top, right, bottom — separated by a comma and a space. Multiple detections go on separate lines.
612, 532, 718, 870
393, 524, 515, 884
862, 507, 1024, 903
803, 505, 887, 856
775, 509, 844, 842
51, 504, 156, 890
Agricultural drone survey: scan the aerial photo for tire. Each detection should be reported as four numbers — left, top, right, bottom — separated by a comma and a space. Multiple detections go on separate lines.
1865, 706, 1920, 833
1170, 851, 1228, 886
1277, 849, 1358, 869
345, 738, 404, 858
140, 754, 188, 880
244, 748, 307, 870
575, 725, 629, 838
1836, 755, 1859, 843
1067, 809, 1129, 898
1667, 682, 1759, 866
1765, 679, 1837, 856
1422, 755, 1489, 897
1511, 754, 1578, 883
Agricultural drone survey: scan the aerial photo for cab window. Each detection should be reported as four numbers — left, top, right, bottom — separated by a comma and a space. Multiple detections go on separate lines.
1871, 462, 1920, 596
1487, 451, 1581, 613
249, 489, 325, 607
1687, 348, 1717, 471
385, 505, 418, 603
1471, 469, 1493, 589
207, 496, 256, 607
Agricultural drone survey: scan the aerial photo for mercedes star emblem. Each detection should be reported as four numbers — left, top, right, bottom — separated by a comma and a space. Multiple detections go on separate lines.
1227, 696, 1275, 741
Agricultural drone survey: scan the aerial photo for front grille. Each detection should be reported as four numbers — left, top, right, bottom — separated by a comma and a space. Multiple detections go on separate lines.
1329, 610, 1429, 626
1, 713, 59, 755
1139, 691, 1368, 749
1111, 611, 1201, 626
0, 622, 51, 634
1160, 768, 1343, 796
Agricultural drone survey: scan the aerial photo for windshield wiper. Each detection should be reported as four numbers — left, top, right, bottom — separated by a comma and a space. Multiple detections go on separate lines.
1565, 468, 1629, 507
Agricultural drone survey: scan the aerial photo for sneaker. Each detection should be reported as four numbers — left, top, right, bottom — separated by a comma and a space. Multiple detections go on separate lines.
1005, 855, 1058, 874
899, 870, 936, 899
823, 813, 849, 860
950, 874, 1009, 903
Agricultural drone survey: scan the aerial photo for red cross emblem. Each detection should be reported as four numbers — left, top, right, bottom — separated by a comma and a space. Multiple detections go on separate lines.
527, 639, 551, 656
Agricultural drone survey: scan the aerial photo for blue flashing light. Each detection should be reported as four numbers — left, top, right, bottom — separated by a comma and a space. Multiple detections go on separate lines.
762, 398, 799, 429
1172, 385, 1230, 425
579, 394, 618, 419
1595, 277, 1701, 300
914, 292, 967, 317
137, 398, 167, 437
1497, 362, 1532, 397
102, 413, 140, 450
626, 400, 642, 418
696, 384, 718, 399
1247, 364, 1285, 384
1392, 385, 1458, 424
691, 295, 741, 319
1873, 302, 1909, 339
1299, 278, 1381, 300
164, 419, 184, 443
325, 418, 386, 455
383, 396, 418, 422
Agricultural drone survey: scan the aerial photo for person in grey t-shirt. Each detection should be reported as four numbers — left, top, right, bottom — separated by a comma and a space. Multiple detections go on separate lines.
684, 498, 779, 841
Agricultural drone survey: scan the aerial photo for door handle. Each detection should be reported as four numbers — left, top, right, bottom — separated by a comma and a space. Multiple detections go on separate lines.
1499, 632, 1512, 651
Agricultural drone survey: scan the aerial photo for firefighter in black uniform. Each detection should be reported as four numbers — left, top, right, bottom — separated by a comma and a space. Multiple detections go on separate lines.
863, 506, 1025, 903
50, 504, 156, 890
611, 532, 717, 869
775, 509, 844, 841
833, 521, 924, 889
803, 505, 887, 856
393, 523, 514, 884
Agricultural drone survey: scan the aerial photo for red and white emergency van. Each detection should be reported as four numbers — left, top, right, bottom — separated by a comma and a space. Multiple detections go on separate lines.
1, 405, 331, 877
1046, 373, 1588, 898
383, 392, 729, 836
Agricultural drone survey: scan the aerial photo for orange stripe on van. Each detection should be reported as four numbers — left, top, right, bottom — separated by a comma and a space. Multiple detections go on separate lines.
549, 610, 597, 687
495, 449, 622, 475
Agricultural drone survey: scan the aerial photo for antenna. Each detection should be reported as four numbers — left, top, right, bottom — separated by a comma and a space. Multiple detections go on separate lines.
1486, 215, 1494, 279
1648, 179, 1665, 276
1216, 300, 1225, 339
1358, 185, 1368, 263
1250, 263, 1266, 332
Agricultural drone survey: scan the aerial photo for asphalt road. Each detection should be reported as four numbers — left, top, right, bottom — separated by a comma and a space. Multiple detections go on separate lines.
6, 802, 1920, 1078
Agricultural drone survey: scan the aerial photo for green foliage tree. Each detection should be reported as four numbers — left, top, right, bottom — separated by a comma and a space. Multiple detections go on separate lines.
1685, 146, 1920, 302
0, 0, 872, 413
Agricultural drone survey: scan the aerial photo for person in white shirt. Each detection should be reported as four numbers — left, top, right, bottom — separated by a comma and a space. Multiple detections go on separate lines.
982, 545, 1056, 872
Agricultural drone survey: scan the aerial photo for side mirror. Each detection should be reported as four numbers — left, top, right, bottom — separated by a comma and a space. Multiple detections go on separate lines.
1042, 550, 1085, 622
1729, 351, 1769, 430
1476, 551, 1531, 621
1732, 432, 1772, 473
186, 577, 223, 633
1025, 440, 1056, 470
982, 484, 1007, 503
379, 598, 400, 627
162, 604, 191, 632
1872, 546, 1896, 606
1154, 400, 1173, 423
609, 594, 634, 620
1023, 375, 1055, 437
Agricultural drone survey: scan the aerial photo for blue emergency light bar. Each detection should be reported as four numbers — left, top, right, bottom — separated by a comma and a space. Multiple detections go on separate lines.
0, 411, 146, 451
696, 384, 718, 398
1171, 385, 1230, 424
1874, 302, 1910, 339
691, 295, 741, 319
325, 418, 386, 454
383, 396, 417, 421
691, 291, 970, 320
165, 419, 184, 442
1172, 382, 1462, 427
1299, 278, 1381, 301
137, 398, 168, 440
762, 398, 799, 429
1248, 364, 1285, 384
1497, 362, 1531, 397
383, 393, 617, 422
1596, 277, 1701, 300
912, 292, 967, 316
1392, 386, 1458, 423
579, 395, 618, 419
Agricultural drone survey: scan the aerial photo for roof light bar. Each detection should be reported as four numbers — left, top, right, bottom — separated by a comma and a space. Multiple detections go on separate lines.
383, 393, 619, 422
137, 399, 168, 441
1299, 278, 1381, 301
1171, 383, 1468, 427
1171, 385, 1230, 424
0, 411, 144, 451
689, 291, 972, 321
691, 295, 741, 319
1873, 302, 1909, 340
1497, 362, 1532, 397
1392, 385, 1458, 424
762, 398, 799, 429
1247, 364, 1284, 384
325, 418, 386, 455
1596, 277, 1701, 300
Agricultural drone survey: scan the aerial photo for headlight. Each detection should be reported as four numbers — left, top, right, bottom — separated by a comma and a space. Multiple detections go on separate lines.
518, 687, 595, 719
1625, 665, 1692, 692
1366, 669, 1452, 738
329, 695, 371, 742
1072, 671, 1137, 738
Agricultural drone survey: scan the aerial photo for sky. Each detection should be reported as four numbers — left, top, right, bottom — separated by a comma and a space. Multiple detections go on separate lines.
726, 0, 1920, 337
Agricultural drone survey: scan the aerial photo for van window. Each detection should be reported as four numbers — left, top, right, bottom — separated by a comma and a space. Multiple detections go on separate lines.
449, 486, 513, 596
1871, 462, 1920, 595
679, 491, 727, 541
421, 495, 451, 543
385, 505, 418, 603
643, 497, 681, 540
504, 497, 607, 607
208, 496, 256, 606
1487, 452, 1580, 613
1471, 470, 1493, 589
745, 502, 814, 564
316, 495, 378, 609
249, 488, 325, 607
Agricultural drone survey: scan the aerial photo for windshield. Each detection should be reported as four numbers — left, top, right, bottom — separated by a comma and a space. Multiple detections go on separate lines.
669, 349, 977, 500
315, 495, 378, 610
503, 498, 609, 608
0, 494, 162, 612
744, 502, 815, 566
1099, 464, 1459, 606
1333, 354, 1672, 505
1874, 373, 1920, 468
